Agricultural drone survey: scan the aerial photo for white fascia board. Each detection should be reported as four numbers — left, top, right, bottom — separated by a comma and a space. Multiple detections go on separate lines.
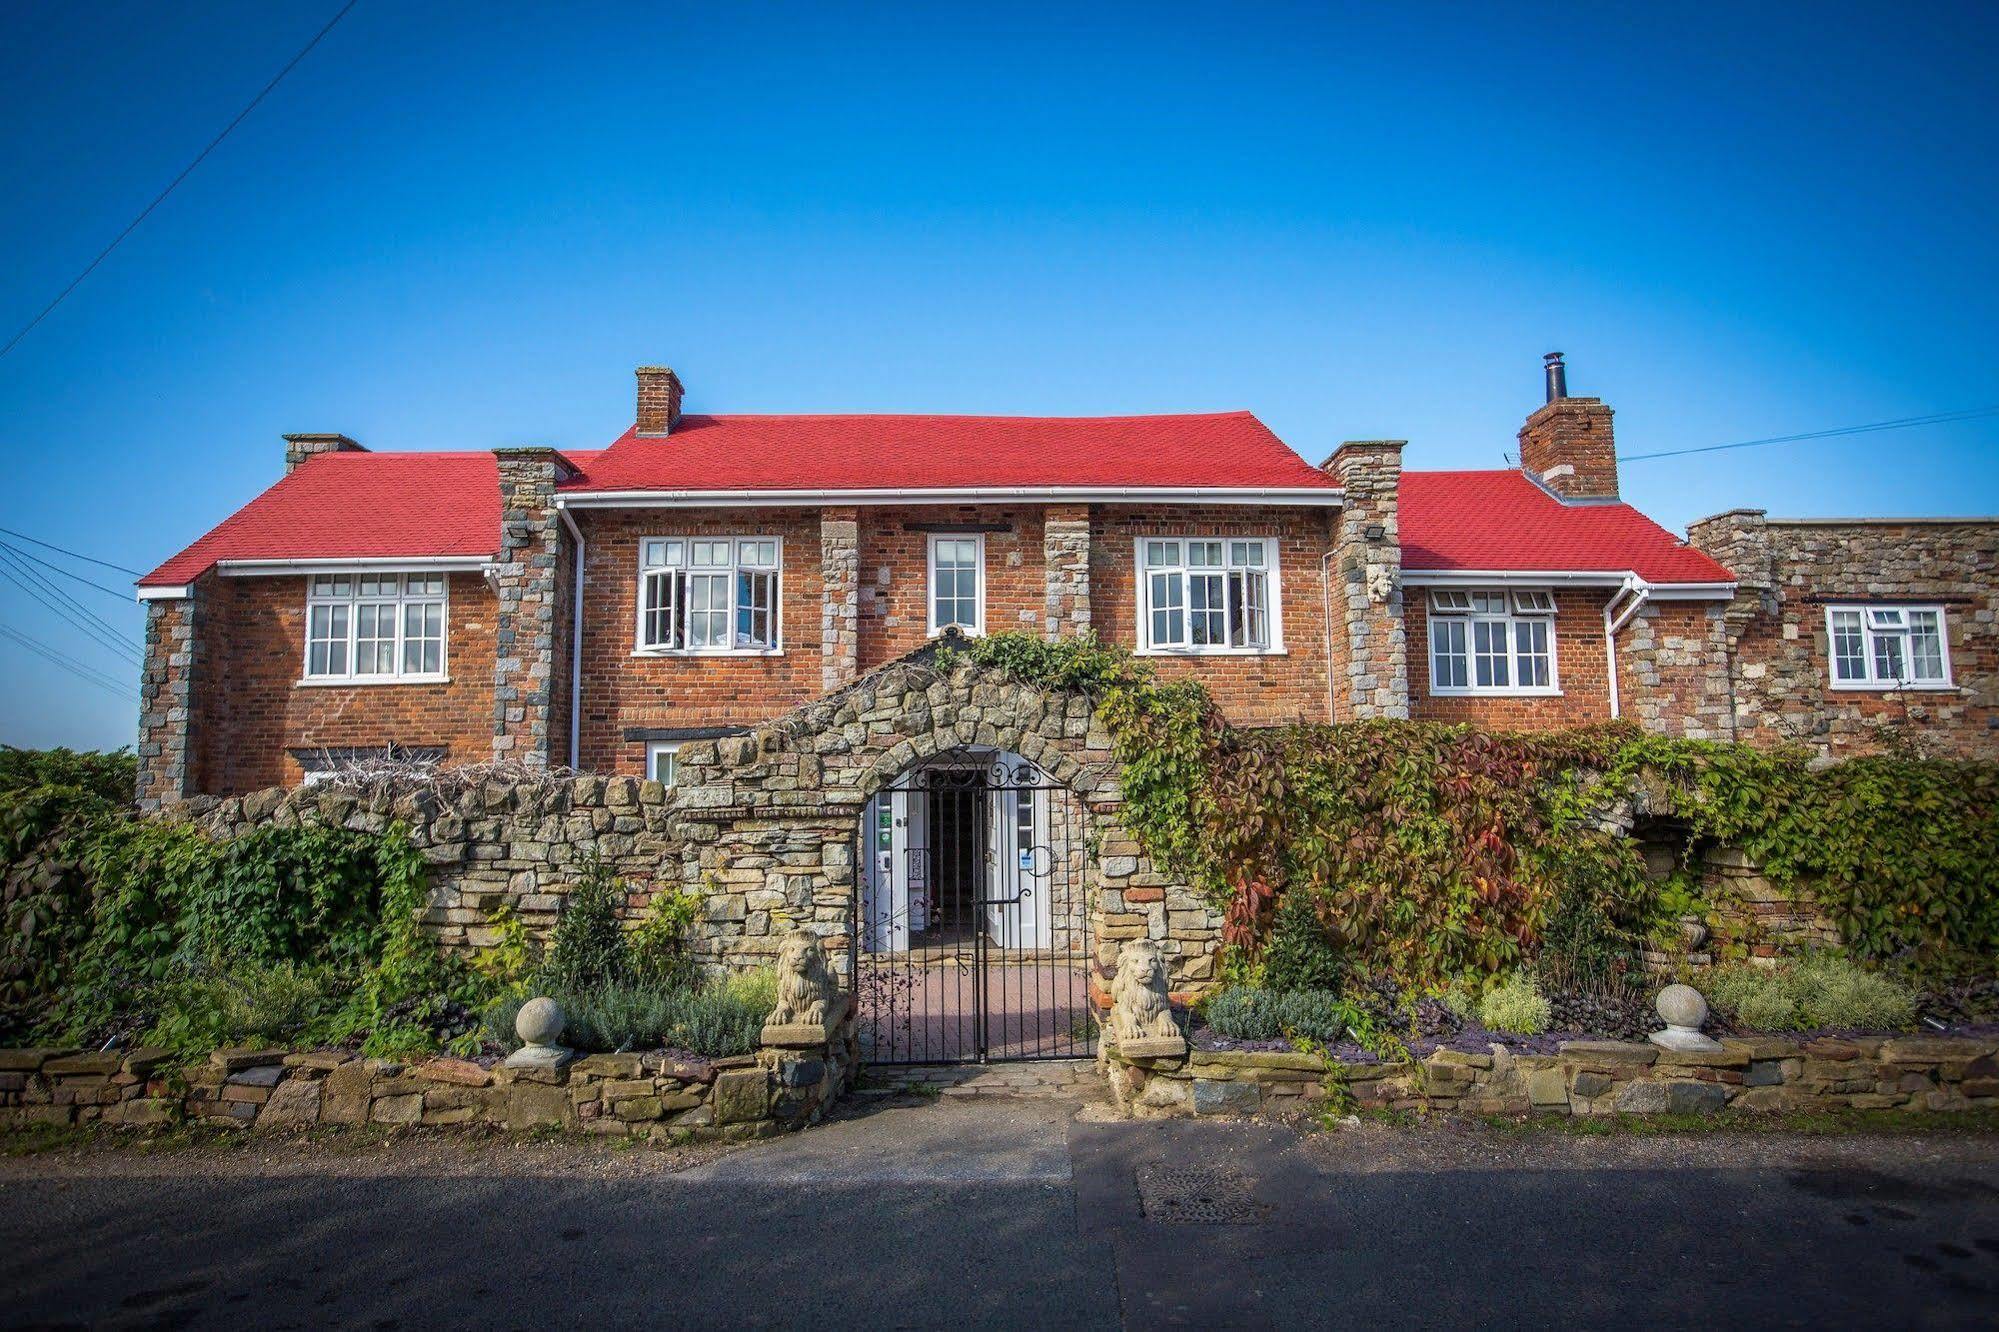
1401, 568, 1736, 599
1401, 569, 1631, 588
554, 486, 1345, 509
134, 585, 191, 601
216, 555, 498, 577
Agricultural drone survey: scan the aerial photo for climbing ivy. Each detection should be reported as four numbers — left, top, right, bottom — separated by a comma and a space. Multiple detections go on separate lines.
949, 632, 1998, 984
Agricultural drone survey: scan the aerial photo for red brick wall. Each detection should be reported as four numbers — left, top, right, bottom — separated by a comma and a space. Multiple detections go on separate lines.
1408, 588, 1615, 729
856, 506, 1047, 671
192, 573, 497, 793
574, 507, 828, 772
1092, 505, 1337, 726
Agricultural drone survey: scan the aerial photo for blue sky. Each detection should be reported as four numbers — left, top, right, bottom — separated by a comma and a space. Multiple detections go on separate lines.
2, 2, 1995, 751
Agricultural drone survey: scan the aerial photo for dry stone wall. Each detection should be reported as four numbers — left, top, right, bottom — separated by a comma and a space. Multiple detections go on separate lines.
176, 654, 1226, 991
1104, 1033, 1999, 1120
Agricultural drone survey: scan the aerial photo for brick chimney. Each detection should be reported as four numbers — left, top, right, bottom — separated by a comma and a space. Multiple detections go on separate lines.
635, 366, 684, 436
1517, 353, 1618, 501
283, 433, 365, 474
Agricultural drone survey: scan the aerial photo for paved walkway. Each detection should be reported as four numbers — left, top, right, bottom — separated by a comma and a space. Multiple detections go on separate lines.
4, 1085, 1999, 1328
854, 1057, 1106, 1101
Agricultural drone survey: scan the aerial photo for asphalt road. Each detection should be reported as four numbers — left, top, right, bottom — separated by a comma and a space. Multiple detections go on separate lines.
4, 1099, 1999, 1329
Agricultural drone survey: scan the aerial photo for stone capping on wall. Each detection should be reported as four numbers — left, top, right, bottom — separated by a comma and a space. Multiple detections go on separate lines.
1100, 1032, 1999, 1119
0, 1004, 857, 1140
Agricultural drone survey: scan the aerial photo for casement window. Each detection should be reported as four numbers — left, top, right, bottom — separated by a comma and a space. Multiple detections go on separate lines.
636, 537, 782, 654
1136, 538, 1280, 654
302, 573, 447, 683
927, 534, 985, 636
1426, 588, 1558, 695
1825, 605, 1952, 689
645, 740, 681, 785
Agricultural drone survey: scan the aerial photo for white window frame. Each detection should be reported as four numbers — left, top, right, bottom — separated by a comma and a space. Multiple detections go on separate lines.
1823, 604, 1953, 691
632, 536, 785, 657
1132, 536, 1285, 656
645, 741, 681, 785
926, 533, 986, 637
1425, 587, 1561, 697
299, 572, 449, 685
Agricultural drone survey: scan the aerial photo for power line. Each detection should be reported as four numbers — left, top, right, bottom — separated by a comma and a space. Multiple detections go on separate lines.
0, 623, 136, 700
0, 0, 362, 360
0, 525, 142, 576
0, 540, 130, 601
0, 545, 141, 658
1624, 405, 1999, 463
0, 556, 143, 667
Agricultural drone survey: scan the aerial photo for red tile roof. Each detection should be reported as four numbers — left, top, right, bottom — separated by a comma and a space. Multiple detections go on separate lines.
139, 422, 1733, 591
138, 451, 529, 587
562, 412, 1337, 494
1400, 470, 1733, 585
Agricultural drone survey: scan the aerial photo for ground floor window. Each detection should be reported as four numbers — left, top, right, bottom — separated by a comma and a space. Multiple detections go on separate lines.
1136, 537, 1277, 653
1826, 605, 1951, 689
636, 537, 782, 654
1426, 588, 1558, 695
645, 740, 681, 785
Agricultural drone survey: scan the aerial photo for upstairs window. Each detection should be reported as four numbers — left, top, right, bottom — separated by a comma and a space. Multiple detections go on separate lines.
637, 537, 782, 654
1826, 605, 1951, 689
1137, 538, 1277, 653
928, 534, 985, 635
1427, 588, 1557, 695
303, 573, 448, 682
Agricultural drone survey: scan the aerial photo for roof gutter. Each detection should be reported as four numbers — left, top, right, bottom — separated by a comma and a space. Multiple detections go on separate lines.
553, 485, 1345, 510
1401, 568, 1735, 599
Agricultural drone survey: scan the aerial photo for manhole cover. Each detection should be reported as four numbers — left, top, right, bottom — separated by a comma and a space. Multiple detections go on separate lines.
1134, 1162, 1267, 1225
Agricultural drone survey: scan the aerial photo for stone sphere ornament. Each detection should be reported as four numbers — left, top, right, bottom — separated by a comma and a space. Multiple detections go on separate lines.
1648, 983, 1722, 1053
504, 996, 574, 1070
515, 996, 565, 1048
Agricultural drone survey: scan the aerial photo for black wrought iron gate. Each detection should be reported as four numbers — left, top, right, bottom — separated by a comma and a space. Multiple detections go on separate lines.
852, 753, 1095, 1065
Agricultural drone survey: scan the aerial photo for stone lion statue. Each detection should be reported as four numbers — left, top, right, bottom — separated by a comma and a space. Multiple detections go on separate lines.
768, 927, 835, 1026
1111, 939, 1180, 1042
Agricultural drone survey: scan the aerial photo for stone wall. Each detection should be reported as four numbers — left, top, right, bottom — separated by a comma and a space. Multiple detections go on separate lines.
1103, 1033, 1999, 1120
175, 653, 1225, 993
0, 1017, 853, 1143
1686, 511, 1999, 758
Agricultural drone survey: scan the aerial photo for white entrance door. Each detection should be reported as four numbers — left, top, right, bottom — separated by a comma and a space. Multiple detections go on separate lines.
861, 778, 929, 953
986, 782, 1052, 950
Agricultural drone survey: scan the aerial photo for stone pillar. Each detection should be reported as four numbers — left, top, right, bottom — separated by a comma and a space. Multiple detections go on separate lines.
1327, 440, 1410, 720
135, 591, 197, 811
820, 506, 859, 692
1043, 503, 1092, 640
492, 448, 564, 768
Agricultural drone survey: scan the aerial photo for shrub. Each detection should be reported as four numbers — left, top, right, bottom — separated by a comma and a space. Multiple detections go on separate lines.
544, 859, 630, 991
629, 889, 701, 990
1261, 891, 1344, 994
143, 961, 354, 1056
0, 746, 136, 804
1202, 985, 1373, 1046
1708, 954, 1916, 1032
1477, 974, 1550, 1035
482, 968, 778, 1058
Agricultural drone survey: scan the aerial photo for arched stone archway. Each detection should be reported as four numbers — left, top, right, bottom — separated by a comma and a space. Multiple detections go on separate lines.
669, 649, 1222, 998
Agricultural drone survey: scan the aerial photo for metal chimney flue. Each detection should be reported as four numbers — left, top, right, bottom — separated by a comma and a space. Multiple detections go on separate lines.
1543, 351, 1568, 403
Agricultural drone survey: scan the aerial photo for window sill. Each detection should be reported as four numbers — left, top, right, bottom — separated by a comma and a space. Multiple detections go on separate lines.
296, 675, 451, 688
630, 648, 785, 659
1828, 680, 1957, 693
927, 625, 984, 639
1428, 687, 1565, 699
1136, 646, 1287, 658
